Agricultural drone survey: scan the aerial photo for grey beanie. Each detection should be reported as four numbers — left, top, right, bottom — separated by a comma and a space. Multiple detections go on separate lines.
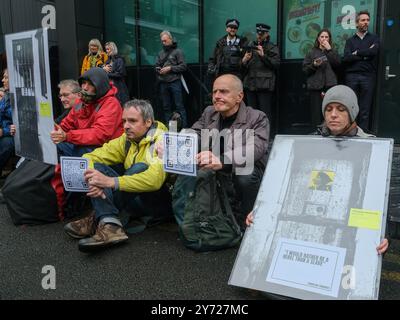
322, 85, 359, 122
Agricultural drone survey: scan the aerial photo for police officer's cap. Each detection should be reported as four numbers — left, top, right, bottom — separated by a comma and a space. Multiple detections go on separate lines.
226, 19, 240, 29
256, 23, 271, 34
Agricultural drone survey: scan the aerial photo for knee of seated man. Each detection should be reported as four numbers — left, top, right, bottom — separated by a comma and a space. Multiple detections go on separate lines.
233, 174, 256, 192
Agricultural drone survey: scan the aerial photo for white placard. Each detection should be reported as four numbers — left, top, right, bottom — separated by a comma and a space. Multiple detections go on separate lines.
163, 132, 197, 176
266, 238, 346, 298
5, 28, 58, 165
60, 157, 89, 192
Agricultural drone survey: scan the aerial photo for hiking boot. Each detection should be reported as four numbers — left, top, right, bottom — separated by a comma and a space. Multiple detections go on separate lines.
64, 211, 96, 239
78, 223, 128, 252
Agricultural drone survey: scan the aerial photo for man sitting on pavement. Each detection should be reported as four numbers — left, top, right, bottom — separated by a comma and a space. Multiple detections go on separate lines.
188, 74, 269, 228
51, 68, 123, 157
63, 99, 172, 252
55, 79, 81, 124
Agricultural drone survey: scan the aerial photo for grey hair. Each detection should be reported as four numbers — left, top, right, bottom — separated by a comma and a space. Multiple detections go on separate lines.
88, 39, 104, 54
58, 79, 81, 93
124, 99, 155, 122
160, 30, 173, 40
105, 41, 118, 56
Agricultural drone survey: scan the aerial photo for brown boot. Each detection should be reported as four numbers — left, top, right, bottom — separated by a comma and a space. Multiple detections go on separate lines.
64, 211, 96, 239
78, 223, 128, 252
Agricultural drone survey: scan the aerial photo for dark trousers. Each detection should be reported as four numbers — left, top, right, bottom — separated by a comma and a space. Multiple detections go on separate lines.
309, 90, 324, 128
245, 89, 273, 121
0, 136, 14, 173
233, 163, 265, 223
245, 89, 273, 135
345, 73, 376, 131
91, 163, 172, 222
160, 79, 187, 127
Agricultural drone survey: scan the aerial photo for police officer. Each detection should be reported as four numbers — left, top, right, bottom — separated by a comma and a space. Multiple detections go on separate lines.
242, 23, 280, 133
207, 19, 246, 79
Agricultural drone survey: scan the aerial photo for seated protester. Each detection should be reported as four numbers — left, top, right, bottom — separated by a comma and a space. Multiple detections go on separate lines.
55, 79, 81, 124
191, 74, 269, 228
246, 85, 389, 255
0, 87, 5, 100
51, 68, 124, 157
0, 69, 16, 175
64, 99, 172, 252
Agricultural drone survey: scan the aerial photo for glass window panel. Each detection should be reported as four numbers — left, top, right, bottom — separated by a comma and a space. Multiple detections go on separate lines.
138, 0, 199, 65
203, 0, 278, 63
330, 0, 377, 55
283, 0, 377, 60
104, 0, 136, 66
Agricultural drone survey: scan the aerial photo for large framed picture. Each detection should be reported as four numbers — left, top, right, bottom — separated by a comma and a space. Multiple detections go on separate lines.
229, 135, 393, 300
5, 28, 57, 165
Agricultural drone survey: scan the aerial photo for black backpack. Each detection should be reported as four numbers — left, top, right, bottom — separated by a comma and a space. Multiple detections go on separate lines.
176, 169, 242, 252
2, 159, 66, 225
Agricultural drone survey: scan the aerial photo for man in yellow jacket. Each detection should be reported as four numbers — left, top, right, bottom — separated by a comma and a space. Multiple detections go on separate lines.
64, 99, 172, 252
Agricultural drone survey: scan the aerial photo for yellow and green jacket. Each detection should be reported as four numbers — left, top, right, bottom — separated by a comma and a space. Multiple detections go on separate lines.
81, 52, 108, 75
83, 121, 167, 193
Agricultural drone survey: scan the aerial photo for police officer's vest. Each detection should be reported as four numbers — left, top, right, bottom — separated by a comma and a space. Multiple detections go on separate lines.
220, 38, 242, 74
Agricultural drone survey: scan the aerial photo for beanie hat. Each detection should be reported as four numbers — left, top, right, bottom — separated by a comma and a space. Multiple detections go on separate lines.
322, 85, 359, 122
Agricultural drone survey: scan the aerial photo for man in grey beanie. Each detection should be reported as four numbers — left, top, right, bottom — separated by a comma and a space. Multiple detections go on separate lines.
318, 85, 373, 138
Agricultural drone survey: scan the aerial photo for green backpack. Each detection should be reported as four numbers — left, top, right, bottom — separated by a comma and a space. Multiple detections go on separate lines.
178, 169, 243, 252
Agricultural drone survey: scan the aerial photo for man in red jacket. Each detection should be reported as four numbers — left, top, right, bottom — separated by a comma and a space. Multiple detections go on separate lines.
51, 68, 123, 157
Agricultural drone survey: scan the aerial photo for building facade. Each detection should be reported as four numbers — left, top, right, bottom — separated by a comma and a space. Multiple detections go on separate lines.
0, 0, 399, 139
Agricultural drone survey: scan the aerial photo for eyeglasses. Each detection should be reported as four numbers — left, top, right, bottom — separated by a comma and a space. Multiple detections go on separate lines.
58, 93, 71, 99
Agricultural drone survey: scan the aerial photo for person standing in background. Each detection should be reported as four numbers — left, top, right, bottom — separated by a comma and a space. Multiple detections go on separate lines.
155, 31, 187, 128
208, 19, 245, 80
343, 11, 380, 132
81, 39, 108, 76
242, 23, 280, 131
303, 28, 340, 129
104, 42, 130, 105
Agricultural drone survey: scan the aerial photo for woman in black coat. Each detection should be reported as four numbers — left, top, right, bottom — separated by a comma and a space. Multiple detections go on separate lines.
303, 29, 340, 128
103, 42, 130, 105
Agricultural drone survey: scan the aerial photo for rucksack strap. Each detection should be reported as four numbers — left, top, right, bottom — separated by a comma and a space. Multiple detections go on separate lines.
217, 173, 242, 236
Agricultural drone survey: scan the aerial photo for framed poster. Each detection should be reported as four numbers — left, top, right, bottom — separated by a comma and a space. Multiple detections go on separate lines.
229, 135, 393, 300
5, 28, 57, 165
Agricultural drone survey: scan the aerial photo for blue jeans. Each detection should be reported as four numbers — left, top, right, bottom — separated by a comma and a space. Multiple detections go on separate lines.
91, 163, 172, 224
160, 79, 187, 127
57, 142, 95, 157
0, 136, 15, 173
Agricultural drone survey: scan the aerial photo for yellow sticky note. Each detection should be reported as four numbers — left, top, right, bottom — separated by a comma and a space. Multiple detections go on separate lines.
39, 102, 51, 117
348, 208, 382, 230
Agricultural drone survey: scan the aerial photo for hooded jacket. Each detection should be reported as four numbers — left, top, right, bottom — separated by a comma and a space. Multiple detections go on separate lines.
59, 68, 123, 146
83, 121, 167, 193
